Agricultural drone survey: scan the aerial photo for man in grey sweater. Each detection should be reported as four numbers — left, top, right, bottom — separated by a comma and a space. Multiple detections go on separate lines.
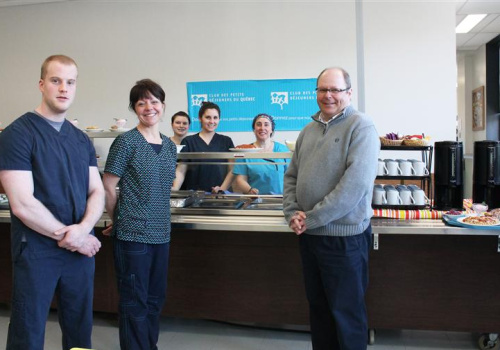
283, 67, 379, 350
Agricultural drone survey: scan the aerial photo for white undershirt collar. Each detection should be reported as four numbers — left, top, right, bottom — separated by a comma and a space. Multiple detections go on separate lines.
318, 110, 344, 125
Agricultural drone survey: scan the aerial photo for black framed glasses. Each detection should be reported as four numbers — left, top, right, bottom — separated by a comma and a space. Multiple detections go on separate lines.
315, 87, 350, 95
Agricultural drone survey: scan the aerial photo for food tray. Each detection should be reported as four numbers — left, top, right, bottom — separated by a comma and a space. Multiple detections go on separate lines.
379, 137, 403, 146
403, 139, 429, 146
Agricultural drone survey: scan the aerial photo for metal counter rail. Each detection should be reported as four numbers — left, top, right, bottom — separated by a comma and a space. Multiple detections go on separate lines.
1, 210, 499, 238
371, 218, 500, 236
171, 214, 291, 232
0, 210, 114, 227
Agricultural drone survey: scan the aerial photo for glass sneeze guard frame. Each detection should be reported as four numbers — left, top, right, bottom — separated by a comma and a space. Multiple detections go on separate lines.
176, 151, 292, 165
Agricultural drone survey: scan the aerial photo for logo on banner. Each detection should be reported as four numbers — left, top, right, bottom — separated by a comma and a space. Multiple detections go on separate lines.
270, 92, 288, 110
191, 94, 208, 107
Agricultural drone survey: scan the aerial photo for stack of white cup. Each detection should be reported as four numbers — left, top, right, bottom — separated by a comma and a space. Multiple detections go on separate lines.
377, 159, 429, 176
373, 184, 429, 206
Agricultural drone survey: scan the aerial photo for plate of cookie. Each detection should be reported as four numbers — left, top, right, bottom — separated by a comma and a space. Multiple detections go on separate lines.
457, 216, 500, 227
85, 126, 103, 132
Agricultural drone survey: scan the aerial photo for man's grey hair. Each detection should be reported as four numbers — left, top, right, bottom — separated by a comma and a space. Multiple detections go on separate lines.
316, 67, 351, 89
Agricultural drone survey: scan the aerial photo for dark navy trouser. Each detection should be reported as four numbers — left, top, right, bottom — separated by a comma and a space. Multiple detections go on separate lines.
7, 243, 95, 350
299, 225, 371, 350
113, 239, 170, 350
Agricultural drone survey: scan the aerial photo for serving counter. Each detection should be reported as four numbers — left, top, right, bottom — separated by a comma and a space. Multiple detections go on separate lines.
0, 206, 499, 336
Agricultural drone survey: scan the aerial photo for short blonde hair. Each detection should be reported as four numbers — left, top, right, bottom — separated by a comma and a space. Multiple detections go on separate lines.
40, 55, 78, 79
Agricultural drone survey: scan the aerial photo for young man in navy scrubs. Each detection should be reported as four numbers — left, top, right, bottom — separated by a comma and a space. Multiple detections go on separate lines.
0, 55, 105, 350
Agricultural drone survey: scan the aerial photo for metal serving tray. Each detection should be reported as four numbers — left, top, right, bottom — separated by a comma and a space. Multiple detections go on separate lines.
190, 198, 247, 209
0, 194, 8, 210
170, 190, 204, 208
250, 197, 283, 204
170, 197, 195, 208
244, 203, 283, 210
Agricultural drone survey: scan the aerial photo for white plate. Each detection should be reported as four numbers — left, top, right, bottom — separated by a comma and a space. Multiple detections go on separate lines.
444, 214, 465, 220
109, 127, 129, 132
85, 128, 104, 132
457, 216, 500, 227
229, 148, 263, 152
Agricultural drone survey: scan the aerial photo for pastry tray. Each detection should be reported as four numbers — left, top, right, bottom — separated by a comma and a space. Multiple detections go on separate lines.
442, 214, 500, 230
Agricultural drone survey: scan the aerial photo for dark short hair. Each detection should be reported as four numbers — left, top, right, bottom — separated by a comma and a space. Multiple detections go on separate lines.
171, 111, 191, 125
252, 113, 276, 137
198, 101, 220, 119
129, 79, 165, 111
41, 55, 78, 79
316, 67, 351, 89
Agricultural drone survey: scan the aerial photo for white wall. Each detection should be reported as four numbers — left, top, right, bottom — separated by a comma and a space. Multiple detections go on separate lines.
363, 1, 457, 162
0, 1, 358, 156
0, 1, 457, 161
461, 47, 487, 154
457, 47, 487, 198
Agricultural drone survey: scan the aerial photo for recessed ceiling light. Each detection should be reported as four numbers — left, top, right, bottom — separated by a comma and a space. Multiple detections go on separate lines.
456, 14, 487, 33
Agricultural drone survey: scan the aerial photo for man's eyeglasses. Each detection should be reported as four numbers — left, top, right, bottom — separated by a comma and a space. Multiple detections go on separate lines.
315, 87, 350, 95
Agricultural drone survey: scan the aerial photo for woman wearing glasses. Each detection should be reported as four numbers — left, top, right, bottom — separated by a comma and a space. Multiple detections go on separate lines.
233, 114, 289, 195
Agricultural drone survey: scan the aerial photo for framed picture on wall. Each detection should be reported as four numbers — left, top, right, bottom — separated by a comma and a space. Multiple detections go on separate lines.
472, 86, 485, 131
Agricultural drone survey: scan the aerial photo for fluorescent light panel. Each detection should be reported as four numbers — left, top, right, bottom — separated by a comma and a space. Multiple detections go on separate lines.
456, 14, 487, 34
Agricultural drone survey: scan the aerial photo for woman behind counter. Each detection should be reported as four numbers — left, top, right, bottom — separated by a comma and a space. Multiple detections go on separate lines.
233, 113, 289, 195
102, 79, 177, 350
170, 111, 190, 145
172, 101, 234, 192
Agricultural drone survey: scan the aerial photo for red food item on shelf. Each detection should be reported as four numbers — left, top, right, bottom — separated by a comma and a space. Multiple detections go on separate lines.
235, 144, 256, 149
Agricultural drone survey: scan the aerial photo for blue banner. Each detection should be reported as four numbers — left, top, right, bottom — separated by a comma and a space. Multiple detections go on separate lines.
186, 78, 318, 132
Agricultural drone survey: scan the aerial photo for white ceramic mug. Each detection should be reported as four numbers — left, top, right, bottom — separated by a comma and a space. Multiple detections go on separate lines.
411, 160, 429, 176
412, 189, 429, 205
377, 160, 388, 176
407, 184, 420, 191
114, 118, 127, 128
386, 188, 403, 205
373, 187, 387, 205
398, 160, 415, 176
385, 159, 402, 176
398, 188, 415, 205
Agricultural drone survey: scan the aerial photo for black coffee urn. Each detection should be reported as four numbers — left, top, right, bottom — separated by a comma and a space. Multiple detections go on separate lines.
473, 140, 500, 209
434, 141, 464, 210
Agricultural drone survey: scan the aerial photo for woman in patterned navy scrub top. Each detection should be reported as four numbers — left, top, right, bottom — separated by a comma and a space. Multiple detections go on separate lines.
103, 79, 177, 350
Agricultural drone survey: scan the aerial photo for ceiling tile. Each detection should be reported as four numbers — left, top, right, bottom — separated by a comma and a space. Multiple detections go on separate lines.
456, 1, 467, 11
456, 14, 467, 25
470, 13, 498, 32
456, 33, 476, 46
462, 32, 500, 46
458, 1, 500, 15
459, 45, 481, 51
482, 15, 500, 31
